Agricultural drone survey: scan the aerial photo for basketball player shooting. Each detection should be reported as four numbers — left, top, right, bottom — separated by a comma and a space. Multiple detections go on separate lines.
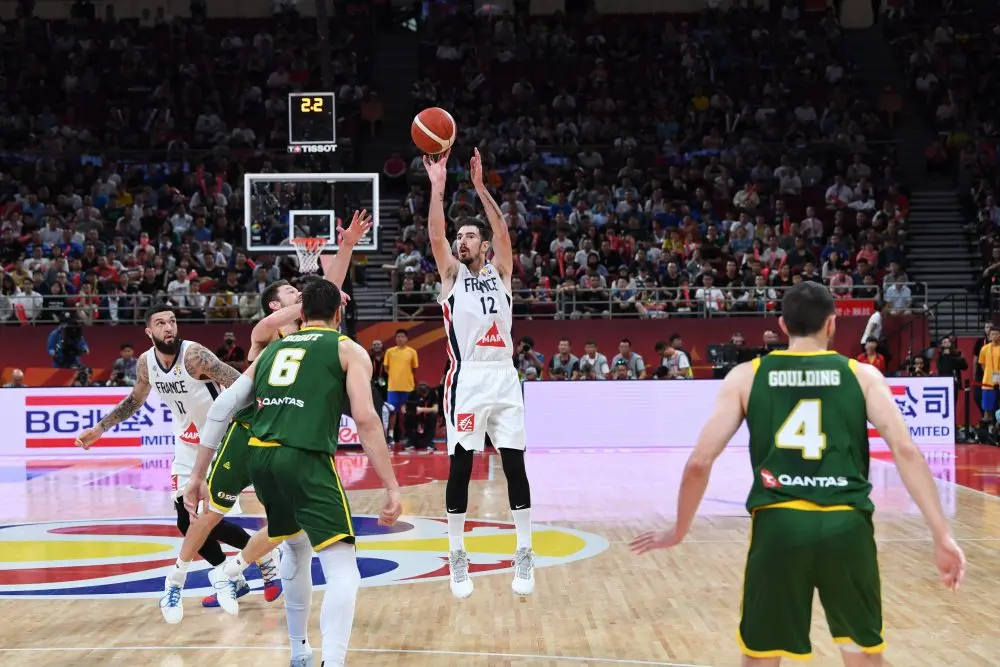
73, 306, 270, 624
424, 147, 535, 599
630, 282, 965, 667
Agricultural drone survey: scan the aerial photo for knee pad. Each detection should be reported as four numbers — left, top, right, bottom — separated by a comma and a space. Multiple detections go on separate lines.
445, 444, 475, 514
499, 448, 531, 509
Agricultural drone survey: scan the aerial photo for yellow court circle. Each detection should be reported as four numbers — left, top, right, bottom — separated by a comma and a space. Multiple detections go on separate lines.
356, 529, 586, 557
0, 540, 173, 563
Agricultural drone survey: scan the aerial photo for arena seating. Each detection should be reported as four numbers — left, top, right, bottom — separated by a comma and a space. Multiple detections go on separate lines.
0, 5, 374, 324
397, 6, 908, 319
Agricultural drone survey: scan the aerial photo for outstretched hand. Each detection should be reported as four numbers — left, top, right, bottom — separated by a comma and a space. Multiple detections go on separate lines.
337, 209, 373, 247
470, 147, 485, 190
422, 148, 451, 189
629, 526, 684, 554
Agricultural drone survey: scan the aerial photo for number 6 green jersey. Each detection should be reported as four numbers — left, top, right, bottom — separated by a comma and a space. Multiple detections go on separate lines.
250, 326, 349, 454
744, 351, 874, 514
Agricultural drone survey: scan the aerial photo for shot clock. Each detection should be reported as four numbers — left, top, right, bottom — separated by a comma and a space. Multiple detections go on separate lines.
287, 92, 337, 153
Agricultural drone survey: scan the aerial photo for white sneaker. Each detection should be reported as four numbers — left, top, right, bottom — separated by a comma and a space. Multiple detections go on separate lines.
289, 655, 314, 667
209, 566, 240, 615
159, 578, 184, 624
448, 549, 474, 599
511, 547, 535, 596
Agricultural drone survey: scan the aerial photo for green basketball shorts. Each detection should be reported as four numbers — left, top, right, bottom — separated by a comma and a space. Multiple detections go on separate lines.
247, 443, 355, 550
738, 506, 885, 660
206, 421, 253, 514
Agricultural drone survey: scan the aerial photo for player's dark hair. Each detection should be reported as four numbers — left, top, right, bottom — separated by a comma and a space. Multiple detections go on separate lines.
459, 218, 492, 243
260, 280, 291, 315
145, 304, 175, 323
301, 279, 342, 323
120, 343, 133, 351
781, 281, 836, 336
559, 337, 571, 344
395, 328, 408, 337
620, 337, 632, 345
654, 341, 666, 354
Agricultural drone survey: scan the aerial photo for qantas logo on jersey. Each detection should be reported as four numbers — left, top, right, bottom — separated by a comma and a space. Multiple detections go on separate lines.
154, 380, 187, 395
257, 396, 305, 408
475, 322, 506, 348
464, 276, 499, 293
761, 469, 848, 488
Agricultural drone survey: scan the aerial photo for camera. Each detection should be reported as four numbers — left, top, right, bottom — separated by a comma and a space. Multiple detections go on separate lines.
73, 367, 92, 386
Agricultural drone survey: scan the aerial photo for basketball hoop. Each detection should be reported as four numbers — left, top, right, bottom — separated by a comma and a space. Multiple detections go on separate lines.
291, 237, 328, 274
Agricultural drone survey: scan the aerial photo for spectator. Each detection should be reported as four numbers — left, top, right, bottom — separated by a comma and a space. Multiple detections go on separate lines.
611, 338, 646, 379
908, 355, 929, 377
612, 359, 631, 380
655, 340, 692, 379
884, 279, 913, 312
973, 322, 994, 411
548, 338, 580, 380
523, 366, 541, 382
401, 383, 437, 453
935, 336, 968, 391
857, 338, 888, 374
111, 344, 138, 387
978, 328, 1000, 433
384, 329, 419, 446
216, 331, 248, 371
3, 369, 26, 388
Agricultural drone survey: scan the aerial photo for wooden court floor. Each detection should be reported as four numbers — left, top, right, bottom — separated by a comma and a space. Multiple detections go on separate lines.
0, 446, 997, 667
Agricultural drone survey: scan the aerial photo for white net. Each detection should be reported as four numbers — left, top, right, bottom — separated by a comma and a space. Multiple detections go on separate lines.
292, 237, 328, 274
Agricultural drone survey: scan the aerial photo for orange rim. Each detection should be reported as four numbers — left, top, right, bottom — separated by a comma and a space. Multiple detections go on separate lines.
291, 237, 328, 253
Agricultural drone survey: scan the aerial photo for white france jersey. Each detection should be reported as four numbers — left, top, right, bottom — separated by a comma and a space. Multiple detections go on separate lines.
439, 262, 513, 364
145, 340, 219, 497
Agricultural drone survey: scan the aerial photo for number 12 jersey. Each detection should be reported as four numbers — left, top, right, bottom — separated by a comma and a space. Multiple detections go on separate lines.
439, 262, 514, 364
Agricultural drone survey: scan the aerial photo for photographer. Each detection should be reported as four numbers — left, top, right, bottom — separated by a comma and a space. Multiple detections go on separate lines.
936, 335, 968, 390
516, 336, 544, 378
110, 343, 137, 387
72, 366, 95, 387
215, 331, 247, 371
46, 313, 90, 369
400, 382, 438, 452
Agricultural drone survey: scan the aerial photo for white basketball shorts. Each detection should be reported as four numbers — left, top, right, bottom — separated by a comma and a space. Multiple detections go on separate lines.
443, 360, 526, 455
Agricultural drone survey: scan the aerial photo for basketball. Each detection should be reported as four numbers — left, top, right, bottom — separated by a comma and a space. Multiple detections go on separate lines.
411, 107, 457, 155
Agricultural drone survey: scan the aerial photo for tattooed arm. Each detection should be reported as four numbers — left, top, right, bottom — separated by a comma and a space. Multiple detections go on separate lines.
75, 352, 152, 449
469, 147, 512, 280
183, 342, 242, 387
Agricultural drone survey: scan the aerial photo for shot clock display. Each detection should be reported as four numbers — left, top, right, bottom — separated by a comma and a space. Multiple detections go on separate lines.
287, 92, 337, 152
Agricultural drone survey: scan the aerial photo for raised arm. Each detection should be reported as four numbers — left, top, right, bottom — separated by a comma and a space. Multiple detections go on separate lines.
470, 147, 512, 279
423, 149, 460, 289
184, 342, 242, 387
320, 208, 373, 288
249, 303, 300, 362
75, 352, 153, 449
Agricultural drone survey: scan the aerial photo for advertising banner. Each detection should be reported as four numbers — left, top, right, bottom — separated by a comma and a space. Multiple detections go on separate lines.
0, 388, 358, 457
524, 377, 955, 449
834, 299, 875, 318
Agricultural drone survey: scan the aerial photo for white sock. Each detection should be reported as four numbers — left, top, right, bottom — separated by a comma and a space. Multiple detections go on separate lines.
222, 554, 249, 580
283, 533, 314, 660
511, 508, 532, 549
316, 542, 360, 667
447, 512, 466, 552
167, 558, 190, 587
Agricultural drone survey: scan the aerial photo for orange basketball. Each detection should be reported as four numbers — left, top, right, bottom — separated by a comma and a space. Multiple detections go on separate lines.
411, 107, 457, 155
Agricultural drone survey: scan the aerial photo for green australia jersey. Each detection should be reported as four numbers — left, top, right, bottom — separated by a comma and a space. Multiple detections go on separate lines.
250, 326, 348, 454
744, 351, 874, 514
234, 330, 288, 426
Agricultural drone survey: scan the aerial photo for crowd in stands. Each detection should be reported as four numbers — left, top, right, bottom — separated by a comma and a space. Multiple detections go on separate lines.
0, 3, 374, 325
883, 2, 1000, 308
392, 5, 917, 320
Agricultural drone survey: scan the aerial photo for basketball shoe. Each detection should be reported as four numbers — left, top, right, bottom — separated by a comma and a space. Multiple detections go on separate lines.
511, 547, 535, 596
448, 549, 473, 599
159, 578, 184, 624
202, 575, 250, 608
289, 656, 314, 667
209, 566, 240, 615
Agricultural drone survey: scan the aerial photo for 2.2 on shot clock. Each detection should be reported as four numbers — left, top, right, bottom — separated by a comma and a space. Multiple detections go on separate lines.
287, 92, 337, 153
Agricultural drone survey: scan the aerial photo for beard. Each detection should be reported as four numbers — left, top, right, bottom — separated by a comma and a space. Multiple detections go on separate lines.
151, 335, 181, 356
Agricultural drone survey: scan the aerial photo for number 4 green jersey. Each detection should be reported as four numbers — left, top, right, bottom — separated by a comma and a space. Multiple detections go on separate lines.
250, 326, 348, 454
744, 351, 874, 514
